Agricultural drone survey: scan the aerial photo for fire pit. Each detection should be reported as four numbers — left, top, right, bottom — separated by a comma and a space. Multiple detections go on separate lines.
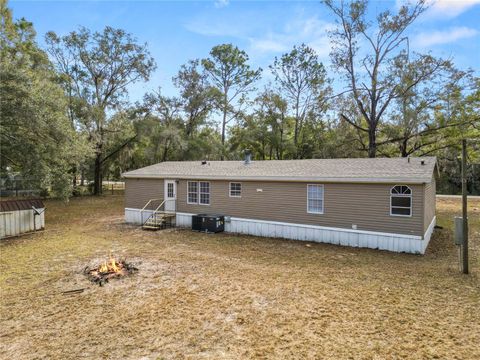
85, 256, 138, 286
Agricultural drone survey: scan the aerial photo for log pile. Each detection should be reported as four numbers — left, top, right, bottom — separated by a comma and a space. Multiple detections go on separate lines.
84, 257, 138, 286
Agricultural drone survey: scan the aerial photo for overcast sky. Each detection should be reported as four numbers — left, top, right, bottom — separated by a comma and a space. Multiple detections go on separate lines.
10, 0, 480, 102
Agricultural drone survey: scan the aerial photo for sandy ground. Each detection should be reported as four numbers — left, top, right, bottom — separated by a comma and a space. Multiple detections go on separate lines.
0, 195, 479, 359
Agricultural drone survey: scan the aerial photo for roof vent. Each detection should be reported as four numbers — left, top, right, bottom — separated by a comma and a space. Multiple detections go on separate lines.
244, 149, 252, 165
201, 160, 207, 165
421, 160, 425, 165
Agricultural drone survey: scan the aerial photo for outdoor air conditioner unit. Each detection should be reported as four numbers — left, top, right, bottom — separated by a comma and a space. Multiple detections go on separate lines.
191, 214, 225, 233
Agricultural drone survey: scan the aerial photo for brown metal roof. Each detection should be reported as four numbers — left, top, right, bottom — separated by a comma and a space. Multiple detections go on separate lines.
0, 199, 45, 212
122, 157, 437, 184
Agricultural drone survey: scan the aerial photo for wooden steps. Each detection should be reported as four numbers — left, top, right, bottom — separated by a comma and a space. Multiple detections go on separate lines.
142, 212, 176, 231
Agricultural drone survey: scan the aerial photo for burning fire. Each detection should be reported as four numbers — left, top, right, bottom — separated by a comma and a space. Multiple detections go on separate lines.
98, 257, 123, 274
85, 255, 138, 286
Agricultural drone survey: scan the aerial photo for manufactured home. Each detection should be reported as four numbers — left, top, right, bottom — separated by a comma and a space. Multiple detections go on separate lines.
123, 156, 437, 254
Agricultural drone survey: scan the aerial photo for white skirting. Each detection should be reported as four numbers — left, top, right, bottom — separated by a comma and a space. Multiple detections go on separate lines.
126, 208, 436, 254
125, 208, 154, 225
0, 208, 45, 239
422, 215, 436, 254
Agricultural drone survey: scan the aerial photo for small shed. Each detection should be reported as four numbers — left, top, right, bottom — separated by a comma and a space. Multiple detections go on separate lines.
0, 199, 45, 239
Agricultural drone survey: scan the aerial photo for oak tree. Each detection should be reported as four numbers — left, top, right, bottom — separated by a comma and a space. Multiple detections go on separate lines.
46, 26, 156, 194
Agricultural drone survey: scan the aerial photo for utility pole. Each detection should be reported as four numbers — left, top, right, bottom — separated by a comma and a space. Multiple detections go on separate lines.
461, 139, 469, 274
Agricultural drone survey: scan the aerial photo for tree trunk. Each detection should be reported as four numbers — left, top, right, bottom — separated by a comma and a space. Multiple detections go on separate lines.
221, 98, 227, 161
279, 123, 284, 160
162, 138, 169, 162
294, 96, 300, 146
93, 153, 102, 195
400, 138, 408, 157
293, 97, 300, 158
186, 114, 194, 138
221, 110, 226, 145
93, 115, 107, 195
367, 128, 377, 158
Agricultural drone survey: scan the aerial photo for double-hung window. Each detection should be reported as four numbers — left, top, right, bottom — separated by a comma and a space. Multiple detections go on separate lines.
390, 185, 412, 216
199, 181, 210, 205
187, 181, 210, 205
229, 182, 242, 197
187, 181, 198, 204
307, 184, 324, 214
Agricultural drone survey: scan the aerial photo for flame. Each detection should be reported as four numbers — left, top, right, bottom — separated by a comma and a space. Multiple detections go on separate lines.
97, 256, 123, 274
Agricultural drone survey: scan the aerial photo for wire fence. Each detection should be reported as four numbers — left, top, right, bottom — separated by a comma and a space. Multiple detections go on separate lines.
0, 179, 42, 198
101, 181, 125, 195
0, 179, 125, 198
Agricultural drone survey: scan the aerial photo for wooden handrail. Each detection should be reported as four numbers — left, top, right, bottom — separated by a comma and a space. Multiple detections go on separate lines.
143, 199, 176, 225
141, 198, 162, 212
140, 198, 162, 224
141, 198, 176, 226
152, 200, 166, 214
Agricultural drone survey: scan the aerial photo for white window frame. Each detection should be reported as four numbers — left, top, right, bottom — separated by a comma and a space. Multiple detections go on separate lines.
187, 181, 211, 205
229, 182, 242, 198
199, 181, 210, 205
307, 184, 324, 215
390, 185, 412, 217
187, 181, 198, 205
167, 182, 174, 198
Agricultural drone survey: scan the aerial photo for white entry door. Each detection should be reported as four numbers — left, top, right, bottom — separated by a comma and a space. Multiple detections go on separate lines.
164, 180, 176, 212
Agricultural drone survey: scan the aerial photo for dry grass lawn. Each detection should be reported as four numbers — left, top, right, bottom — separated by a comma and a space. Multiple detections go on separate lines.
0, 195, 479, 359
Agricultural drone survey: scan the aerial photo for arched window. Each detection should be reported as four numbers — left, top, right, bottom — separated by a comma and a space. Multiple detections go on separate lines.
390, 185, 412, 217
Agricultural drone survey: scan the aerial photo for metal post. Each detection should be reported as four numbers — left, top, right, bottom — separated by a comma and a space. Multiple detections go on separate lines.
461, 139, 469, 274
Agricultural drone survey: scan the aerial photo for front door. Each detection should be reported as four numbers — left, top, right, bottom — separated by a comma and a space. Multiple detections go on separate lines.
164, 180, 176, 212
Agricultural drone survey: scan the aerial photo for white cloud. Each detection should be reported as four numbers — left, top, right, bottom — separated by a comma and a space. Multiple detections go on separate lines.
185, 10, 335, 60
249, 37, 290, 53
413, 26, 479, 46
427, 0, 480, 18
214, 0, 229, 9
184, 10, 259, 38
397, 0, 480, 19
248, 16, 335, 59
184, 18, 244, 37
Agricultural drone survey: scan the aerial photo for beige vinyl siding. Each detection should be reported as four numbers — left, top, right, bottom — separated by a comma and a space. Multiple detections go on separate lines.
125, 178, 164, 209
424, 179, 436, 233
177, 180, 425, 236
